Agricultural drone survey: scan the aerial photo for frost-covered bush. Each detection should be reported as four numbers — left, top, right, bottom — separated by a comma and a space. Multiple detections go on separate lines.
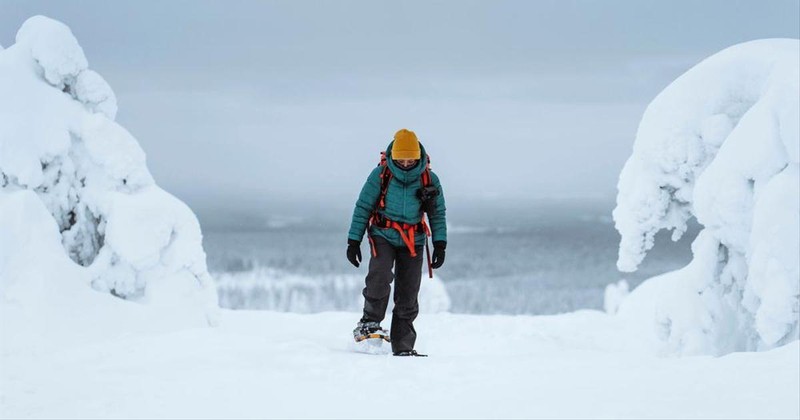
0, 16, 218, 327
614, 39, 799, 355
216, 266, 451, 314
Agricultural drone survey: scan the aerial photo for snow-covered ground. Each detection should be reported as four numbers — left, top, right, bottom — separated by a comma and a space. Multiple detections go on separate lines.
2, 15, 798, 420
2, 310, 798, 419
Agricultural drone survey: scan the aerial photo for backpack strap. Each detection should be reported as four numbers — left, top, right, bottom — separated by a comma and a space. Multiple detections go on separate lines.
368, 152, 392, 257
367, 152, 434, 279
421, 169, 430, 188
377, 162, 392, 210
420, 154, 433, 278
420, 154, 432, 187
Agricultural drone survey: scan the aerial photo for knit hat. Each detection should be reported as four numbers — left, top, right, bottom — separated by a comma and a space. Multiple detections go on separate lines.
391, 129, 421, 160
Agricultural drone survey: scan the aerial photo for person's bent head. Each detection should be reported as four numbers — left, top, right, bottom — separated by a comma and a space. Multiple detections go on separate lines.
392, 128, 420, 169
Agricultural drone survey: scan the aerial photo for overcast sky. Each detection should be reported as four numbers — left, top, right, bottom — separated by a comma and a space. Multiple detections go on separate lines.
2, 1, 799, 222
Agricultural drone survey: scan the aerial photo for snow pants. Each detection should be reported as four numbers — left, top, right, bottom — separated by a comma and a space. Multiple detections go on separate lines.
361, 235, 424, 353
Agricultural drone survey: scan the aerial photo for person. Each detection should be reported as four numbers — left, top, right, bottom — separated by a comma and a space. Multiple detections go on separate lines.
346, 128, 447, 357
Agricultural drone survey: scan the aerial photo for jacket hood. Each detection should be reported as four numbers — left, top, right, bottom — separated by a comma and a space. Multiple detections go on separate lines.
385, 140, 428, 184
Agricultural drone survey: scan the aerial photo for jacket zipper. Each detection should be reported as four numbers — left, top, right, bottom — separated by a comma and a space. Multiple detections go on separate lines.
402, 182, 406, 218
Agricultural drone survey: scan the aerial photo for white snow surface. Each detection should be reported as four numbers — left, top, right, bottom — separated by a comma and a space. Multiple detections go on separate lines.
2, 307, 798, 419
0, 16, 218, 329
614, 39, 800, 355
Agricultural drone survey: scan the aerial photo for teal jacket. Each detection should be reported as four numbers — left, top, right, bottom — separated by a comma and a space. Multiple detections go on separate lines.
348, 141, 447, 248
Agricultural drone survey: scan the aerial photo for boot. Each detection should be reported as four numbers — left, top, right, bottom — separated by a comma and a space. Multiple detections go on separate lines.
353, 321, 390, 342
392, 349, 427, 357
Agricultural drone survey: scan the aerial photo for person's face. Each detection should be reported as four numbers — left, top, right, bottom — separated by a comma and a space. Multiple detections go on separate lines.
395, 159, 418, 169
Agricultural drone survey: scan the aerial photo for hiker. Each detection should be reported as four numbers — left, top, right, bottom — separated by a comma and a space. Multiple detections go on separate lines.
347, 128, 447, 357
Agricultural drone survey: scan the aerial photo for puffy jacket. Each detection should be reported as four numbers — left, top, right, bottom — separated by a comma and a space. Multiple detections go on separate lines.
348, 141, 447, 248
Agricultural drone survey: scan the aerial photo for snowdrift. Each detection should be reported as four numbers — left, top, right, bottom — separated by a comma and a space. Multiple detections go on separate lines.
0, 16, 219, 348
614, 39, 800, 355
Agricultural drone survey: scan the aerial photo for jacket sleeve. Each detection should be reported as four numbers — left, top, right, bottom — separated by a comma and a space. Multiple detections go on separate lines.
429, 171, 447, 243
348, 166, 383, 243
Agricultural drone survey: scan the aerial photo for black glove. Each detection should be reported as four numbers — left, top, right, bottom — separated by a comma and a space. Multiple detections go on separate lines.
431, 241, 446, 269
346, 239, 362, 268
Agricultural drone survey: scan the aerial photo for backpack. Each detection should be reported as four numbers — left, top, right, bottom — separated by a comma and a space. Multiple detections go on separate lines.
367, 151, 435, 278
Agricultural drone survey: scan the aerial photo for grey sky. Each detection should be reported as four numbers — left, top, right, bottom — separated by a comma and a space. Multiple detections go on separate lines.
2, 1, 799, 223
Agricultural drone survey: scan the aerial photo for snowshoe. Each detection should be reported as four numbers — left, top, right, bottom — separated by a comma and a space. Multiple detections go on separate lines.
393, 350, 428, 357
353, 321, 390, 343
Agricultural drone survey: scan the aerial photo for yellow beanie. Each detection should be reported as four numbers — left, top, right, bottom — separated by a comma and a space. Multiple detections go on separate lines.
392, 129, 421, 160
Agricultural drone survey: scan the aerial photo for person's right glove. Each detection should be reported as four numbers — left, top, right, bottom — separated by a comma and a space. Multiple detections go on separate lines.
347, 239, 362, 268
432, 241, 446, 269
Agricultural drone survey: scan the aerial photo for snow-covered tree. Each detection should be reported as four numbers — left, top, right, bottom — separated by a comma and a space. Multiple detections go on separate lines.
0, 16, 219, 327
614, 39, 799, 355
215, 266, 451, 313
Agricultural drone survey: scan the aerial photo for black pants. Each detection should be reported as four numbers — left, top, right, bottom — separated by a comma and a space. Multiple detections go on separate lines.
361, 235, 423, 353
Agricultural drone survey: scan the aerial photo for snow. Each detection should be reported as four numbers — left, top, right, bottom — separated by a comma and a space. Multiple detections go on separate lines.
746, 164, 800, 345
613, 39, 800, 355
2, 16, 798, 418
0, 15, 218, 328
0, 189, 206, 356
15, 15, 88, 89
2, 309, 798, 419
73, 69, 118, 119
603, 279, 629, 314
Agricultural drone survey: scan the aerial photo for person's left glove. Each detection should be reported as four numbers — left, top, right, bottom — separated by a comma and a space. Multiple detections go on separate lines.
347, 239, 362, 268
432, 241, 446, 269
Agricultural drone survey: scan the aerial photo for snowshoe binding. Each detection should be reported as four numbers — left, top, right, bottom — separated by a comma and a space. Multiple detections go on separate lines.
393, 350, 428, 357
353, 321, 390, 344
